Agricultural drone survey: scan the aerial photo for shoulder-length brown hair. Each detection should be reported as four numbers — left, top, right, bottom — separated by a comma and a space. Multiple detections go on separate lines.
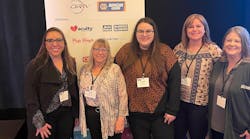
181, 14, 212, 47
221, 26, 250, 60
32, 27, 76, 75
124, 17, 164, 73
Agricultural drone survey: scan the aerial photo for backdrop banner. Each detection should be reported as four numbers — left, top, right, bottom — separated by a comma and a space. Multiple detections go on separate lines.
44, 0, 145, 72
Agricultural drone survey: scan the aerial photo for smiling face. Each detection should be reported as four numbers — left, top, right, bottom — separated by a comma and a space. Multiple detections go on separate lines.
223, 32, 242, 59
92, 42, 108, 66
186, 18, 205, 42
45, 31, 65, 58
136, 22, 154, 50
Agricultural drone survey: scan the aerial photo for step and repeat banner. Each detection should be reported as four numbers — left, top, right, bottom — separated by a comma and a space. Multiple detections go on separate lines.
44, 0, 145, 72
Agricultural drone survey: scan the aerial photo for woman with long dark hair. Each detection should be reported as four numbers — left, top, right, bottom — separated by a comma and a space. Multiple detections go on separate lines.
115, 17, 181, 139
24, 27, 79, 139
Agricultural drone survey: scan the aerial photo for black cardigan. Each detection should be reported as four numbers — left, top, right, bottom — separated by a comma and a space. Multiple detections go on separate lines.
24, 58, 79, 122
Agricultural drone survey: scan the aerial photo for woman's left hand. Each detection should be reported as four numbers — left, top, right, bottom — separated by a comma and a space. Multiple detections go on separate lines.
114, 116, 125, 134
163, 113, 176, 125
240, 130, 250, 139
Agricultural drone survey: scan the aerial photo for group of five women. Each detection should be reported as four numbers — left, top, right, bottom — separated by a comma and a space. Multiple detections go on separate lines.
24, 13, 250, 139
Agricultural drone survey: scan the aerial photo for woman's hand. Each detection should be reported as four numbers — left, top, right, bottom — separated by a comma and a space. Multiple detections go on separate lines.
114, 116, 125, 134
35, 123, 52, 139
74, 118, 79, 127
164, 113, 176, 125
240, 130, 250, 139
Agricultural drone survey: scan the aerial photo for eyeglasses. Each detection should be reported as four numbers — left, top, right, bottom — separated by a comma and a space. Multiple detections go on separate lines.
93, 48, 108, 52
136, 30, 154, 35
45, 38, 64, 44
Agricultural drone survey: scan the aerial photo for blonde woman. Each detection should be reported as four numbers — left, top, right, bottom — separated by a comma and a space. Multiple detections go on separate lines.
79, 39, 128, 139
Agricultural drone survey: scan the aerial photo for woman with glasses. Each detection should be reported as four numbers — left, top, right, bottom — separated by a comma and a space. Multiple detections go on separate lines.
79, 38, 128, 139
115, 17, 181, 139
24, 27, 79, 139
173, 14, 222, 139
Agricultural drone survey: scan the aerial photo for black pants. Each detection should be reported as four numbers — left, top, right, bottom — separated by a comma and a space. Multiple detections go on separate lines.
85, 105, 121, 139
45, 106, 74, 139
211, 129, 224, 139
174, 101, 208, 139
128, 112, 174, 139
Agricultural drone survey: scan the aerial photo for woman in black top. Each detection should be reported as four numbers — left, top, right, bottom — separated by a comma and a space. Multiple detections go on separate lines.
24, 27, 79, 139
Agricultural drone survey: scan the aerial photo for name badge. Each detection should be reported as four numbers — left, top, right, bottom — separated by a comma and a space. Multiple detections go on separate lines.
84, 90, 97, 99
137, 77, 150, 88
216, 95, 226, 109
181, 77, 191, 87
59, 90, 69, 102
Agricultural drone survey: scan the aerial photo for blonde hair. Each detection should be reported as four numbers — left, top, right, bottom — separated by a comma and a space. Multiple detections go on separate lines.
85, 38, 114, 71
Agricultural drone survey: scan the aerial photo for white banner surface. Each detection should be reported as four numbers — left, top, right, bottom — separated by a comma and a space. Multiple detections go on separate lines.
44, 0, 145, 72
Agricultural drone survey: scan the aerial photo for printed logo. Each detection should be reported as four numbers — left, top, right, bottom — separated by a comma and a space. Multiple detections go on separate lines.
103, 25, 112, 32
70, 0, 88, 14
82, 56, 89, 63
70, 25, 93, 32
114, 24, 128, 31
71, 25, 78, 31
102, 24, 128, 32
98, 1, 125, 12
72, 38, 94, 44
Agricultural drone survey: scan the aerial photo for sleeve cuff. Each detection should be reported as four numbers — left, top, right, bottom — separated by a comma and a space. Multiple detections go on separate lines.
32, 110, 45, 129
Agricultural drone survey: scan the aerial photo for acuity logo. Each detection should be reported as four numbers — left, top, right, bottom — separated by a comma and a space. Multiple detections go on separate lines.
70, 25, 93, 32
71, 25, 78, 31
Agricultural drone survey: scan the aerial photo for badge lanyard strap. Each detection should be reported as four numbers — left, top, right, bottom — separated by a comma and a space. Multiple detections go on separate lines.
184, 46, 203, 77
140, 56, 150, 77
91, 67, 103, 85
220, 59, 242, 96
220, 64, 231, 96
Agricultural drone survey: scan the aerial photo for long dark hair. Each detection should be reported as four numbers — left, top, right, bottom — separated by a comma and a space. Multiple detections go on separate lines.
124, 17, 164, 73
32, 27, 76, 74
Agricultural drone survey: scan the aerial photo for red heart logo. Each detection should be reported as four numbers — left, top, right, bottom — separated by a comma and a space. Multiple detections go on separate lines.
70, 25, 78, 31
82, 56, 89, 63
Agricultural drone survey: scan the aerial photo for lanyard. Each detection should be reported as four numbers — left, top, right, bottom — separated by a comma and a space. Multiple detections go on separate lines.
91, 67, 103, 85
221, 65, 231, 95
139, 56, 150, 77
221, 59, 242, 95
184, 46, 203, 77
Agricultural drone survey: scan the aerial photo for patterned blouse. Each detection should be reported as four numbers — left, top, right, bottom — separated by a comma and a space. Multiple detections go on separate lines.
79, 63, 128, 139
174, 43, 222, 106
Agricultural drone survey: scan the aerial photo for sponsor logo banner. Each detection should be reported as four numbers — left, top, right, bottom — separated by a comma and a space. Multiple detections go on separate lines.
44, 0, 144, 72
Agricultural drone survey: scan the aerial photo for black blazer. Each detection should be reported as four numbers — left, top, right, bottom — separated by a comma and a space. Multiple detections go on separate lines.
24, 58, 79, 123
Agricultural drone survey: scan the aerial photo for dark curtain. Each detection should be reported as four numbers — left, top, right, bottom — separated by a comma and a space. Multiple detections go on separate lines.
0, 0, 46, 117
146, 0, 250, 47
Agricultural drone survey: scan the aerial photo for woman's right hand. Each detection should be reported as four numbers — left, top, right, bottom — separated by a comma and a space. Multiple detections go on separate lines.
240, 130, 250, 139
36, 123, 52, 139
114, 116, 125, 134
